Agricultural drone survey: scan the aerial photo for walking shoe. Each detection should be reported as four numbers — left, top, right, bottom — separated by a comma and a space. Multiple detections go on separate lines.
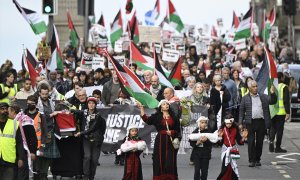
275, 148, 287, 153
269, 143, 274, 152
248, 162, 255, 167
189, 161, 194, 166
255, 161, 261, 166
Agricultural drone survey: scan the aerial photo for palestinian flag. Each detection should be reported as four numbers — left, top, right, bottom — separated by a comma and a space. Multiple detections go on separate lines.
47, 25, 64, 71
154, 50, 173, 88
13, 0, 47, 35
67, 11, 80, 49
168, 0, 184, 33
153, 0, 160, 20
126, 0, 134, 14
268, 6, 276, 26
234, 7, 252, 41
106, 52, 159, 108
97, 13, 105, 27
110, 10, 123, 48
159, 14, 169, 28
21, 53, 27, 72
168, 58, 182, 86
127, 11, 139, 44
26, 49, 39, 87
232, 11, 240, 29
131, 42, 154, 71
255, 47, 278, 118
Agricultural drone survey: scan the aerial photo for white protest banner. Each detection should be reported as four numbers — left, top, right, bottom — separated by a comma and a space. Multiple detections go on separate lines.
196, 42, 208, 55
234, 38, 246, 50
171, 36, 184, 44
152, 42, 161, 53
65, 85, 104, 99
80, 52, 93, 72
162, 49, 180, 62
175, 90, 192, 99
89, 24, 107, 46
114, 40, 123, 53
139, 25, 161, 43
113, 55, 126, 66
92, 55, 105, 70
97, 39, 108, 48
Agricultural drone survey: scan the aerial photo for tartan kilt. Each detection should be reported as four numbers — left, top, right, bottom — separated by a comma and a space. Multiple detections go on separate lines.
43, 138, 61, 159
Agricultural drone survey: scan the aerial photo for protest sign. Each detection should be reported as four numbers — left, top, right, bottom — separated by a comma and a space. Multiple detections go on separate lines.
64, 85, 104, 100
224, 54, 236, 65
92, 55, 105, 70
162, 49, 180, 62
234, 38, 246, 50
113, 55, 126, 66
80, 52, 93, 72
153, 42, 161, 53
196, 41, 208, 55
114, 40, 123, 53
139, 26, 161, 43
171, 36, 184, 44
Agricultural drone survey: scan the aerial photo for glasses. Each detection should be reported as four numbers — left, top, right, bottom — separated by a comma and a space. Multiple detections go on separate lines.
0, 107, 8, 111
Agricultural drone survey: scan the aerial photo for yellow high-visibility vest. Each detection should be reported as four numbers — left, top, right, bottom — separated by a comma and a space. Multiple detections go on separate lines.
241, 87, 249, 97
0, 84, 18, 104
277, 83, 287, 115
0, 119, 19, 163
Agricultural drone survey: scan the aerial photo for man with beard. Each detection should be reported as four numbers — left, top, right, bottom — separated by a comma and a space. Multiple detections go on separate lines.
72, 97, 106, 180
36, 83, 61, 179
8, 104, 37, 180
0, 102, 24, 180
149, 75, 166, 101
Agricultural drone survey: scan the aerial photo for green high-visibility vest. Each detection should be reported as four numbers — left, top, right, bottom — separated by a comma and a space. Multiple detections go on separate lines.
0, 84, 18, 104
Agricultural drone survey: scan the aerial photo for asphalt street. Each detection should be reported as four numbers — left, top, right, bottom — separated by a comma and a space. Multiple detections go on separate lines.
51, 122, 300, 180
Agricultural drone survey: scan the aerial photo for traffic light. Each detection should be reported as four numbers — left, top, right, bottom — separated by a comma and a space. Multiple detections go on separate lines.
283, 0, 297, 16
42, 0, 56, 15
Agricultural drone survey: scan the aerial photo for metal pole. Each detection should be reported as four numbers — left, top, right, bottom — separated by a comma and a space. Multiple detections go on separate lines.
84, 0, 89, 47
291, 15, 296, 60
288, 15, 291, 45
47, 15, 54, 41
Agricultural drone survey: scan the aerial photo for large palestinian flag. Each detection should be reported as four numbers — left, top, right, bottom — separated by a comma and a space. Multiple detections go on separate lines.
67, 11, 80, 49
110, 10, 123, 48
234, 7, 252, 41
168, 0, 184, 33
47, 25, 64, 71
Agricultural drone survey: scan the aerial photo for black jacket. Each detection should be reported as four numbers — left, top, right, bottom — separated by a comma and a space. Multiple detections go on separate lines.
189, 128, 213, 159
72, 109, 106, 145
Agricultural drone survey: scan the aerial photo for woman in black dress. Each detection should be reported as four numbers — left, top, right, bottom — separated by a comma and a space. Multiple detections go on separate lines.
137, 100, 181, 180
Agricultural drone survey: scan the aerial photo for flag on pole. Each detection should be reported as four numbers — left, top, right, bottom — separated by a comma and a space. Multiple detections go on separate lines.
268, 6, 276, 26
26, 49, 39, 87
168, 0, 184, 33
47, 25, 64, 71
234, 7, 252, 41
13, 0, 47, 35
127, 12, 139, 44
168, 58, 182, 86
67, 11, 80, 49
110, 10, 123, 48
106, 52, 159, 108
145, 0, 161, 26
256, 47, 279, 118
154, 50, 173, 88
126, 0, 134, 14
232, 10, 240, 29
97, 13, 105, 27
131, 42, 154, 71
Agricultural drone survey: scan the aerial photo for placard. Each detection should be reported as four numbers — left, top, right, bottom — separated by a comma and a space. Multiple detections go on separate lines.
113, 55, 126, 66
234, 38, 246, 50
114, 40, 123, 53
225, 54, 236, 65
139, 26, 161, 43
80, 52, 93, 72
162, 49, 180, 62
92, 55, 105, 70
196, 42, 208, 55
171, 36, 184, 44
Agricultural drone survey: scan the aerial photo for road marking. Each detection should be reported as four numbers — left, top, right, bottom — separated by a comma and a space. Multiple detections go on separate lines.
283, 174, 291, 178
279, 170, 286, 174
275, 152, 300, 164
275, 165, 281, 169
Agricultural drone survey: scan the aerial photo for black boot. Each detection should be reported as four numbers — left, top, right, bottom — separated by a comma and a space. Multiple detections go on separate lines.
275, 147, 287, 153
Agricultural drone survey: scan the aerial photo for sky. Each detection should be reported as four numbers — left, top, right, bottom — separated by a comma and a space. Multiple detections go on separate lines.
0, 0, 250, 71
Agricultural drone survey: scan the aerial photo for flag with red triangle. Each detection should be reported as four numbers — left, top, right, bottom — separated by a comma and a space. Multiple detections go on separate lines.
26, 49, 39, 87
268, 6, 276, 26
127, 11, 139, 44
168, 0, 184, 33
47, 25, 64, 71
110, 10, 123, 48
168, 58, 182, 86
67, 11, 80, 49
130, 42, 154, 71
97, 13, 105, 27
106, 51, 159, 108
232, 11, 240, 29
126, 0, 134, 14
154, 49, 173, 88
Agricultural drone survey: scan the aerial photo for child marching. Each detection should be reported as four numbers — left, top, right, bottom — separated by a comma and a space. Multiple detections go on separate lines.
188, 116, 219, 180
117, 124, 147, 180
217, 114, 248, 180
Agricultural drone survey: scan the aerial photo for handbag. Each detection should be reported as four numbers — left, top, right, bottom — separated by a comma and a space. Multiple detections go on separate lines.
224, 128, 240, 159
165, 120, 180, 150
